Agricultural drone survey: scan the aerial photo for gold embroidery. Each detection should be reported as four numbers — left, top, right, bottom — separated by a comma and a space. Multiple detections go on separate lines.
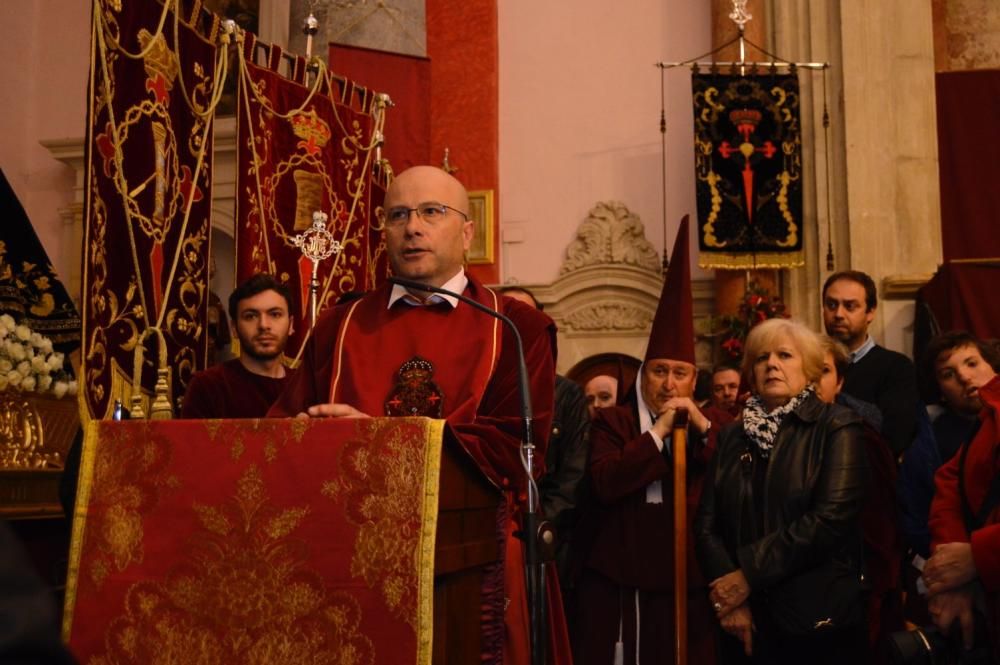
322, 419, 441, 631
83, 425, 176, 590
89, 463, 374, 664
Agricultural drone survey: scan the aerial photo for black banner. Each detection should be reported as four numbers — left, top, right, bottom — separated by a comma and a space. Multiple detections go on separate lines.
692, 71, 804, 269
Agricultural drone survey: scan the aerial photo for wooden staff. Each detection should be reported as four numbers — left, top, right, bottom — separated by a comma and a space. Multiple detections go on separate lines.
672, 407, 689, 665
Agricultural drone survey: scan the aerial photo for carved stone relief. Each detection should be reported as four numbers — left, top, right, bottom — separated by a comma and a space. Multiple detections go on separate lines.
504, 200, 715, 374
561, 303, 654, 333
560, 201, 661, 275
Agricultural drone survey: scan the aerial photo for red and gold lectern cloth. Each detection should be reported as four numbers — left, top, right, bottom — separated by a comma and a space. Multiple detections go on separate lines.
63, 417, 443, 664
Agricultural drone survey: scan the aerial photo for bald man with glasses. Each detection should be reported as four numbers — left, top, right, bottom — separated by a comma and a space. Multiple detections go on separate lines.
270, 165, 573, 664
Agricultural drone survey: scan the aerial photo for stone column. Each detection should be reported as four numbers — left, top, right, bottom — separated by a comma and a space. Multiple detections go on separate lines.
768, 0, 942, 354
837, 0, 942, 352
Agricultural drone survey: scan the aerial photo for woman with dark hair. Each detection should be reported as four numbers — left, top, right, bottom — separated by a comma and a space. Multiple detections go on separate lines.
695, 319, 870, 663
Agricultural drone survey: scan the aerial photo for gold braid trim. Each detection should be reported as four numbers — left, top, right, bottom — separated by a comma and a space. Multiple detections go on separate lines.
61, 420, 102, 640
416, 418, 444, 665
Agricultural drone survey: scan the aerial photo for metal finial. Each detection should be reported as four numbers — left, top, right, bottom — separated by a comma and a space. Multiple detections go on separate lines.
293, 211, 343, 327
293, 212, 342, 264
302, 13, 319, 36
441, 148, 458, 174
729, 0, 752, 32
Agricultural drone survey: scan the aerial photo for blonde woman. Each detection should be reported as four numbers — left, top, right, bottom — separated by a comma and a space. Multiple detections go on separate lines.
695, 319, 870, 663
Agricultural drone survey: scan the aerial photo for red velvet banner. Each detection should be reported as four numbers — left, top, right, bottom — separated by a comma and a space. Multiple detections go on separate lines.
64, 417, 442, 664
235, 38, 387, 362
935, 70, 1000, 262
329, 43, 431, 172
82, 0, 217, 419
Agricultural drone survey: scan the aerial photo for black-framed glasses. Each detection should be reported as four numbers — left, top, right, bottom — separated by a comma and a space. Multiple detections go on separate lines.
382, 202, 469, 226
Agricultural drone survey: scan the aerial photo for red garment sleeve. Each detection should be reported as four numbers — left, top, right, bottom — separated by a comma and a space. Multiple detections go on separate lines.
588, 409, 669, 505
928, 445, 972, 548
267, 313, 337, 417
179, 372, 216, 419
971, 525, 1000, 592
447, 307, 556, 497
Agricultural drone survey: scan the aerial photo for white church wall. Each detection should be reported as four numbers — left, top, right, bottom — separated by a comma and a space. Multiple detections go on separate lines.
497, 0, 712, 286
0, 1, 89, 291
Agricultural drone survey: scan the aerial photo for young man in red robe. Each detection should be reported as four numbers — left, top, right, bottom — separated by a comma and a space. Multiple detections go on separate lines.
181, 273, 295, 418
269, 165, 571, 664
574, 217, 733, 665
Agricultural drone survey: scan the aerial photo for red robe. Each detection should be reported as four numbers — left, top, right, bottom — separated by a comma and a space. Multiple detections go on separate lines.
269, 277, 572, 665
180, 358, 290, 419
929, 375, 1000, 658
575, 396, 733, 665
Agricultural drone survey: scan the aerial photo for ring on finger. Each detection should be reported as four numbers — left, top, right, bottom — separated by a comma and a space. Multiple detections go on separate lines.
713, 602, 722, 611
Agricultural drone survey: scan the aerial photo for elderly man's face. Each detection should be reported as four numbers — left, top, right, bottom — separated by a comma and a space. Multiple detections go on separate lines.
935, 344, 997, 415
383, 166, 473, 288
640, 359, 696, 414
584, 374, 617, 418
711, 368, 741, 411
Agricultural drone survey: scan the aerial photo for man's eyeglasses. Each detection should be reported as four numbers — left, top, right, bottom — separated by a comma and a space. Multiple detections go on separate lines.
382, 202, 469, 226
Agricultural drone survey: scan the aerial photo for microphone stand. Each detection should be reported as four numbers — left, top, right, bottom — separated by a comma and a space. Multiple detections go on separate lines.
389, 277, 546, 665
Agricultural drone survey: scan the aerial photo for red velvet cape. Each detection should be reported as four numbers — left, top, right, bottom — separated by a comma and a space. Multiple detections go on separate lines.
269, 276, 571, 664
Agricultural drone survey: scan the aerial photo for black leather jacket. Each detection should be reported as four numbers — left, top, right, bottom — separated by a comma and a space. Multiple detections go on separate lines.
695, 393, 869, 594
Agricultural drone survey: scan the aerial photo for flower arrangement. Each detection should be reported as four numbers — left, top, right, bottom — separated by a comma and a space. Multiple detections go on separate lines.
716, 284, 790, 360
0, 314, 77, 397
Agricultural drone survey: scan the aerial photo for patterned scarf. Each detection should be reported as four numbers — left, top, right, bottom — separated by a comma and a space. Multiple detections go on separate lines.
742, 386, 814, 458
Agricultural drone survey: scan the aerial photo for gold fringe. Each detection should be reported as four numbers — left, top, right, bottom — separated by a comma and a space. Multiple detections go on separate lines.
699, 251, 805, 270
416, 418, 445, 665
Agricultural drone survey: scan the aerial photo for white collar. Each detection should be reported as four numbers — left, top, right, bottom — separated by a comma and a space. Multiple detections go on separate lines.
849, 335, 877, 364
635, 365, 658, 434
387, 270, 468, 309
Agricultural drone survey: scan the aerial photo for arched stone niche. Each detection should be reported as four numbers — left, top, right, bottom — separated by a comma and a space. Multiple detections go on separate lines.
500, 201, 715, 375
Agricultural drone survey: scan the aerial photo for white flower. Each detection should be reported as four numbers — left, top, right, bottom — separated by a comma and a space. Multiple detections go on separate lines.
0, 319, 67, 395
47, 353, 64, 371
52, 381, 68, 398
68, 380, 78, 396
